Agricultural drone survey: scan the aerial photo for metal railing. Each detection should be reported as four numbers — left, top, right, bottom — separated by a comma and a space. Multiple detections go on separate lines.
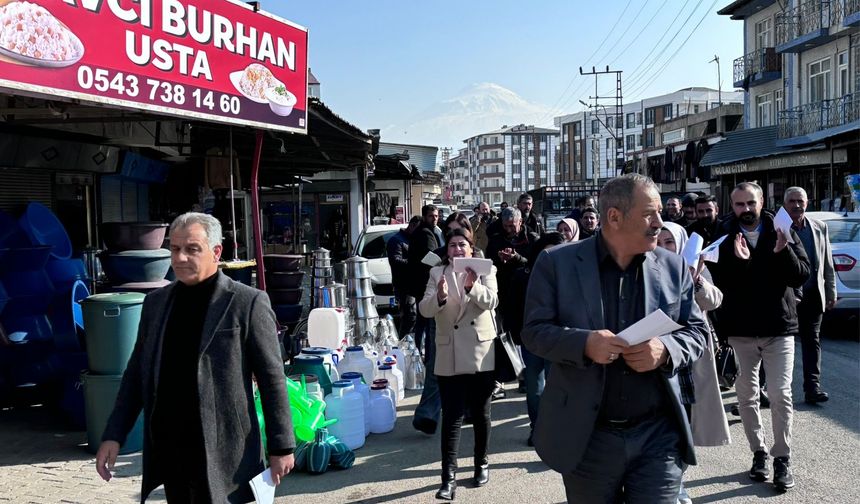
776, 1, 843, 46
846, 0, 860, 17
778, 90, 860, 138
733, 47, 782, 84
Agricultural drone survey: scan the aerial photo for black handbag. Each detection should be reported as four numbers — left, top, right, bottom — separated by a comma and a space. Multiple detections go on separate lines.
494, 331, 525, 383
715, 343, 739, 388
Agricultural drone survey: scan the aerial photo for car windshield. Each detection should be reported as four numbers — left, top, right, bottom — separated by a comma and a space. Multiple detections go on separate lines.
356, 230, 400, 259
827, 219, 860, 243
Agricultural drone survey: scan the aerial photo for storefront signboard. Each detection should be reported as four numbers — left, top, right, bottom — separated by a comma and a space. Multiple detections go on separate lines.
0, 0, 308, 133
712, 149, 848, 176
325, 194, 344, 203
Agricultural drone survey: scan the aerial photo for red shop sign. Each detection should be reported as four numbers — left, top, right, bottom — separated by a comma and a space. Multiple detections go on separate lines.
0, 0, 309, 133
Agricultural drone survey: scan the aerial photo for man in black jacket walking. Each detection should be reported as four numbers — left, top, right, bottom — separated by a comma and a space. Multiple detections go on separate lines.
709, 182, 810, 493
517, 193, 545, 236
388, 216, 422, 337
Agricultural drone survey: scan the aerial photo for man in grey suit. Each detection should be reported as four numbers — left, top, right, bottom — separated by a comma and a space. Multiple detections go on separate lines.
95, 213, 295, 503
522, 174, 708, 503
785, 187, 837, 404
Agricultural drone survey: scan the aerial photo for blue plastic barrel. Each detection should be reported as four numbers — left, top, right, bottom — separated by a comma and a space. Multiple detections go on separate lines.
2, 270, 55, 316
2, 245, 53, 272
18, 203, 72, 260
1, 314, 53, 343
81, 372, 143, 454
50, 280, 89, 352
45, 258, 89, 292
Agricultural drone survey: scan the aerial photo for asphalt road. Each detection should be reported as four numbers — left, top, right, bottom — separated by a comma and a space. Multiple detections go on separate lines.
0, 336, 856, 503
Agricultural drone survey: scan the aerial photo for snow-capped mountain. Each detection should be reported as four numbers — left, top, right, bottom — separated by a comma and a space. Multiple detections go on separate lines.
383, 83, 552, 149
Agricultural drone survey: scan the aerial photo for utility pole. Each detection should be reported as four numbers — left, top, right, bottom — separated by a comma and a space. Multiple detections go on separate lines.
441, 147, 452, 204
579, 65, 624, 183
709, 55, 722, 134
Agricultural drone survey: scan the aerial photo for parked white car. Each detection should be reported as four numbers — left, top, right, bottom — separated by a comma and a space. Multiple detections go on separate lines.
352, 223, 406, 309
807, 211, 860, 334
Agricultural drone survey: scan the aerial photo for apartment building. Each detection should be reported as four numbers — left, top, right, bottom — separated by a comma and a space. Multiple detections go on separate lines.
458, 125, 558, 206
706, 0, 859, 210
555, 88, 744, 190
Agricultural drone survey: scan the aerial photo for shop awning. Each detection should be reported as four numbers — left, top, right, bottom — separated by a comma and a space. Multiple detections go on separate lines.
700, 126, 825, 167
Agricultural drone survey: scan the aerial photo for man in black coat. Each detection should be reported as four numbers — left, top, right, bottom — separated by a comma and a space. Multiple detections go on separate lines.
686, 195, 722, 245
708, 182, 810, 493
486, 207, 538, 332
96, 213, 294, 503
517, 193, 545, 236
388, 216, 422, 337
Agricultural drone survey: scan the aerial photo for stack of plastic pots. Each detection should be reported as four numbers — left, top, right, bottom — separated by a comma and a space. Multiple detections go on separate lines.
99, 222, 170, 294
264, 254, 305, 327
79, 292, 146, 454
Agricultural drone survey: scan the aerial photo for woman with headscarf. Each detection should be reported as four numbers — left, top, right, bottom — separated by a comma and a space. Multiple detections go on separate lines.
419, 228, 499, 500
657, 221, 731, 504
556, 218, 580, 243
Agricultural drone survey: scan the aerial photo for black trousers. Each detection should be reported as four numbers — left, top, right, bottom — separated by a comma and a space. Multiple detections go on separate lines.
797, 294, 824, 393
437, 371, 496, 474
163, 477, 211, 503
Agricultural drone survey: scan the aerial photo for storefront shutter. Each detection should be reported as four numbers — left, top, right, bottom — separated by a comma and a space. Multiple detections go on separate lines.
0, 168, 52, 212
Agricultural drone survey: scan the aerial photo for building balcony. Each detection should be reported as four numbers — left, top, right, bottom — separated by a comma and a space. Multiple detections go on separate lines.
777, 90, 860, 145
846, 0, 860, 27
776, 1, 844, 53
733, 47, 782, 88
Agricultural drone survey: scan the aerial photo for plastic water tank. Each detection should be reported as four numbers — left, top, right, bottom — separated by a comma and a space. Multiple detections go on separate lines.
341, 371, 371, 436
336, 346, 375, 386
307, 307, 345, 349
369, 382, 396, 434
376, 365, 401, 405
324, 380, 365, 450
381, 356, 405, 401
300, 347, 340, 383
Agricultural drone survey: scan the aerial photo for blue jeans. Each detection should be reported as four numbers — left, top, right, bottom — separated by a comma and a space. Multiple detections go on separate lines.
522, 347, 550, 430
413, 318, 440, 426
562, 416, 686, 504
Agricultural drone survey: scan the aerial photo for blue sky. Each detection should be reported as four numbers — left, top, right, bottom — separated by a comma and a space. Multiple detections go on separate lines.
270, 0, 743, 146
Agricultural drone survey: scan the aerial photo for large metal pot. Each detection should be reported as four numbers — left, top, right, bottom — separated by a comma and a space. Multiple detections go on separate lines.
313, 266, 333, 278
313, 258, 332, 269
346, 277, 374, 297
312, 276, 332, 288
350, 295, 378, 319
314, 283, 346, 308
100, 222, 169, 251
312, 248, 331, 260
344, 256, 371, 279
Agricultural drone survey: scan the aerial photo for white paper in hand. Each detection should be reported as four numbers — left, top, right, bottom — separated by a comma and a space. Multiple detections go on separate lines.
774, 207, 795, 244
249, 469, 276, 504
701, 234, 728, 263
616, 309, 684, 346
452, 257, 492, 276
681, 232, 704, 268
421, 251, 443, 267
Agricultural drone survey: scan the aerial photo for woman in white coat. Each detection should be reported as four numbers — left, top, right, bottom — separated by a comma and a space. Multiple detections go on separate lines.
419, 228, 498, 501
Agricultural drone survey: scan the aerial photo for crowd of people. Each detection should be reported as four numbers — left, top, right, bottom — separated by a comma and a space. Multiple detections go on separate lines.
93, 174, 836, 503
388, 176, 835, 503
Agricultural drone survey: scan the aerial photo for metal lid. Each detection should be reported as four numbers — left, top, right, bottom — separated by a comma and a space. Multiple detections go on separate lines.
81, 292, 146, 305
344, 256, 368, 264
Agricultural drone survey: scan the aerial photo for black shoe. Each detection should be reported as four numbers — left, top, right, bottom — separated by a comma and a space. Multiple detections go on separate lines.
436, 476, 456, 500
773, 456, 795, 491
749, 450, 770, 481
760, 390, 770, 409
805, 390, 829, 404
413, 417, 437, 435
473, 464, 489, 487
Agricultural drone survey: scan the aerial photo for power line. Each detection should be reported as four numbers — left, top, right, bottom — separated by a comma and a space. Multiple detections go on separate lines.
532, 0, 634, 125
624, 0, 721, 100
592, 0, 653, 66
607, 0, 671, 67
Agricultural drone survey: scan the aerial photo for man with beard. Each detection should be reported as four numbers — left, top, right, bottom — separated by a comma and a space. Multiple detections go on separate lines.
567, 194, 596, 222
708, 182, 810, 492
686, 195, 722, 245
784, 187, 836, 404
664, 196, 683, 223
389, 216, 423, 337
579, 207, 599, 239
517, 193, 545, 236
678, 194, 698, 228
408, 205, 443, 352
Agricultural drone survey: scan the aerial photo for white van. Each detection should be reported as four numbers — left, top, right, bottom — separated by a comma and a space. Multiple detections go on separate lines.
352, 223, 406, 308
